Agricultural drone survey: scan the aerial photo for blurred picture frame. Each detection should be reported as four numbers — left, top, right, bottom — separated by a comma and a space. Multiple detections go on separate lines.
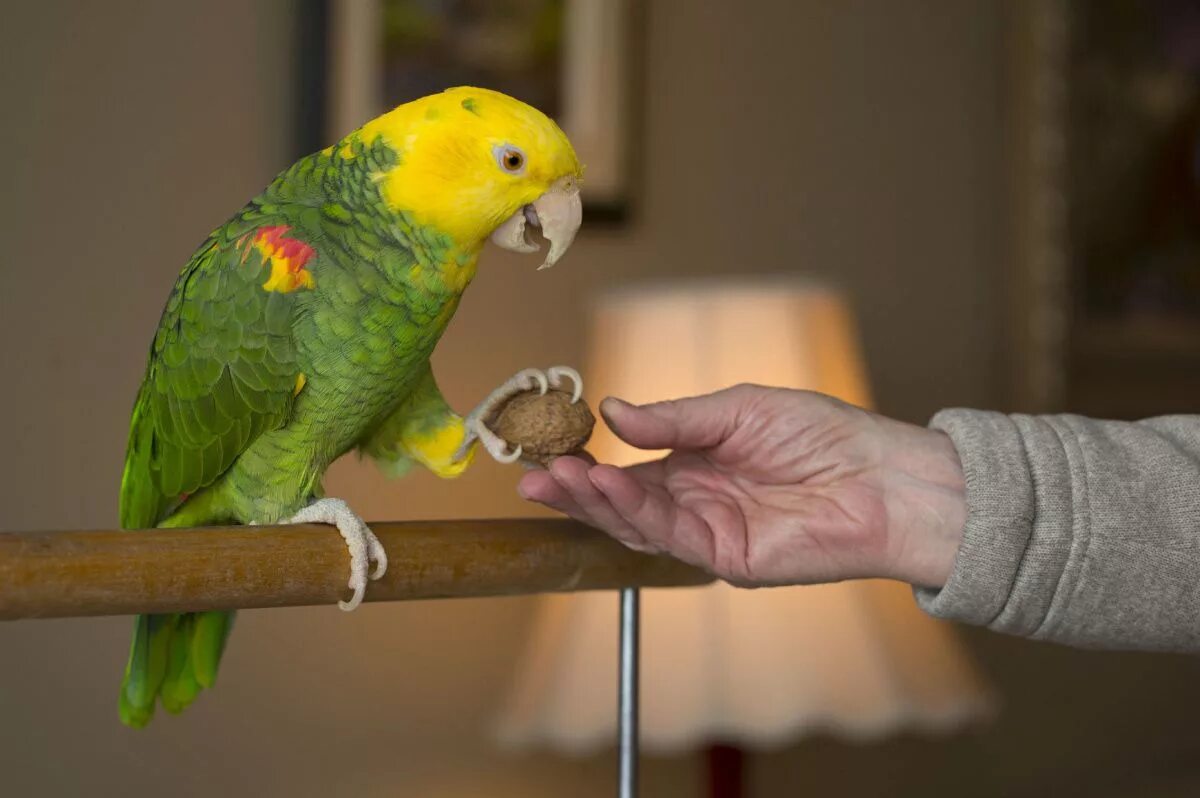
298, 0, 638, 222
1007, 0, 1200, 418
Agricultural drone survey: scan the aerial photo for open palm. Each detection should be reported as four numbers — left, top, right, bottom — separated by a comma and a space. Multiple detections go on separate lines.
518, 385, 964, 588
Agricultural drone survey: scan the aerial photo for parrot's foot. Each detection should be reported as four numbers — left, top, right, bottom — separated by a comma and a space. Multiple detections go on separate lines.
285, 498, 387, 612
459, 366, 583, 464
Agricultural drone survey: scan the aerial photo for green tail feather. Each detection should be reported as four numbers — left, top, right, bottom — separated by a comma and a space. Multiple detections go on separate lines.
119, 611, 234, 728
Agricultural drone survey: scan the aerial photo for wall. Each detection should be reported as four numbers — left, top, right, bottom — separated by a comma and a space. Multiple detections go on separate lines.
2, 1, 1196, 796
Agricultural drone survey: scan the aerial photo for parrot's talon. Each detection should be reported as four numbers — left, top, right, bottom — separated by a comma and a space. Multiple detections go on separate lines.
547, 366, 583, 403
367, 536, 388, 580
338, 573, 367, 612
469, 415, 523, 463
529, 371, 549, 396
284, 498, 386, 612
493, 442, 523, 464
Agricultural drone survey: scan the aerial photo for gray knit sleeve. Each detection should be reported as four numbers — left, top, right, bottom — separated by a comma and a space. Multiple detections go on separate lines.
913, 410, 1200, 652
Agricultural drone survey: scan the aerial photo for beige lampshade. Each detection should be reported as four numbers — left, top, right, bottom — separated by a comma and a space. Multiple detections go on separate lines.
495, 278, 995, 752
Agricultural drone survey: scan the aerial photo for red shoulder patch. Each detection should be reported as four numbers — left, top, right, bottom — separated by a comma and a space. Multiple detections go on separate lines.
249, 225, 316, 293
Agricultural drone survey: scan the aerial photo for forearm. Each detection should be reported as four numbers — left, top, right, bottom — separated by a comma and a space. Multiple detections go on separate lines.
914, 410, 1200, 652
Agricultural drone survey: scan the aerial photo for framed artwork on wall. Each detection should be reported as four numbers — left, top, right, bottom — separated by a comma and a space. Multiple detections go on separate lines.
297, 0, 639, 222
1008, 0, 1200, 418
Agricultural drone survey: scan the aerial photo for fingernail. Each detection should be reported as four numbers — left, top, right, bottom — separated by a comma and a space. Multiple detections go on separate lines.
599, 397, 634, 424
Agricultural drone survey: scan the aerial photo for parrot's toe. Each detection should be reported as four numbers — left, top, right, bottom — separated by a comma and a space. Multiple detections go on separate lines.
510, 368, 549, 396
285, 497, 387, 612
461, 413, 523, 464
483, 425, 524, 463
464, 366, 585, 465
368, 533, 388, 581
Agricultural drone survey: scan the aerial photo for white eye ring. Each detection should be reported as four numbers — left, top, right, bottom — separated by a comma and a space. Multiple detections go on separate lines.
494, 144, 526, 174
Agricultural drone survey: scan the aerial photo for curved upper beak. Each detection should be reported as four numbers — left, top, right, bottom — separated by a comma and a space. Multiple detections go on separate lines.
489, 176, 583, 270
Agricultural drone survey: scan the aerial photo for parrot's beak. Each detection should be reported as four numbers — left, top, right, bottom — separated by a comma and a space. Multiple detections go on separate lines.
489, 176, 582, 270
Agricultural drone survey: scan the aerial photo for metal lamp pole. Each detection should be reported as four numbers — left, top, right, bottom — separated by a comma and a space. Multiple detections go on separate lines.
617, 586, 640, 798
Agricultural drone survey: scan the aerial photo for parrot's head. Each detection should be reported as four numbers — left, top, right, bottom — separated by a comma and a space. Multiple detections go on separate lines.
355, 86, 584, 270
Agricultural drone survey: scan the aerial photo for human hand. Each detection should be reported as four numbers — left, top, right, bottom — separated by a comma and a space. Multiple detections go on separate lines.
517, 384, 966, 588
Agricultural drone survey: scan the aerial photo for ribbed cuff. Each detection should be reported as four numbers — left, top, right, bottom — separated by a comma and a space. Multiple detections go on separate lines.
913, 409, 1037, 628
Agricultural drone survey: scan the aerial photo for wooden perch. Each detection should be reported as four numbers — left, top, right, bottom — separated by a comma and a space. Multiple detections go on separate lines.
0, 519, 713, 621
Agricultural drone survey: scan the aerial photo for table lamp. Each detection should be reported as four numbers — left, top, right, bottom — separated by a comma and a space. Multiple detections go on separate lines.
495, 278, 995, 795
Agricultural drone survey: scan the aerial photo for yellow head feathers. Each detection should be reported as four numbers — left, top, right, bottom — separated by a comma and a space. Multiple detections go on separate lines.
344, 87, 583, 251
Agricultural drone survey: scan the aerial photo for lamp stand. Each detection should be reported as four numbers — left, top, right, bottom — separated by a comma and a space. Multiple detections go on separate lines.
618, 587, 640, 798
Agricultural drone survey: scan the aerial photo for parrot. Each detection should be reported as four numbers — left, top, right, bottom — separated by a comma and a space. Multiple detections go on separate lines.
116, 87, 585, 727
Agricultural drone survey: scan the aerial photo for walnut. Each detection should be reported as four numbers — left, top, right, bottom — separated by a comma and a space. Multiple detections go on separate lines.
488, 388, 595, 467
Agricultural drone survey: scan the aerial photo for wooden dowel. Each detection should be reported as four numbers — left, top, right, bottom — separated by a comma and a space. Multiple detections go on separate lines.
0, 519, 713, 620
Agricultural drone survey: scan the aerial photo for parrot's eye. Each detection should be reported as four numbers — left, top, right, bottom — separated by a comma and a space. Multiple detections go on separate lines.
495, 145, 526, 174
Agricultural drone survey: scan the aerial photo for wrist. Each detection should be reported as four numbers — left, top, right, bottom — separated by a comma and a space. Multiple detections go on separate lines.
877, 419, 966, 588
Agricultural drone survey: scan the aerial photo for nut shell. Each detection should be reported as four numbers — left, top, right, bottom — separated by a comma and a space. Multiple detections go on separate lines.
489, 389, 595, 467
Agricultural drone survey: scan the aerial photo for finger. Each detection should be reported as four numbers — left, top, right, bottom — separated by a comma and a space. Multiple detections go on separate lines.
548, 457, 655, 552
517, 468, 600, 529
517, 469, 572, 506
599, 388, 748, 451
587, 464, 718, 570
585, 464, 674, 538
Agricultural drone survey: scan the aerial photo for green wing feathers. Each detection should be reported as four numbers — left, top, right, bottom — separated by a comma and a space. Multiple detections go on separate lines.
119, 389, 161, 530
118, 223, 306, 727
119, 233, 302, 530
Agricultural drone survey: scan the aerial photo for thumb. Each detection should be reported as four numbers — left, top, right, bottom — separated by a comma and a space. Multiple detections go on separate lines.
599, 388, 746, 451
